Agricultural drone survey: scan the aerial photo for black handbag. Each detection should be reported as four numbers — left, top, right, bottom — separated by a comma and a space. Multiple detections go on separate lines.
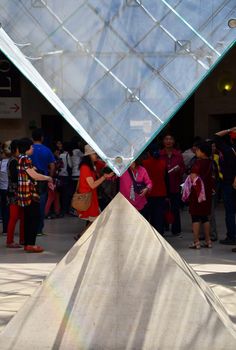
128, 168, 146, 194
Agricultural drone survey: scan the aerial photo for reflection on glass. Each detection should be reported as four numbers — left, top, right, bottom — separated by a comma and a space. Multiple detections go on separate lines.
0, 0, 235, 175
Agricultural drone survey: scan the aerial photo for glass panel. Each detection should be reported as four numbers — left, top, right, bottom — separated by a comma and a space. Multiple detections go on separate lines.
0, 0, 235, 175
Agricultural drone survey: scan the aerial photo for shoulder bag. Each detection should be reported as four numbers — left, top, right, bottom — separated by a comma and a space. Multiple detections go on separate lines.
71, 180, 92, 211
128, 168, 146, 194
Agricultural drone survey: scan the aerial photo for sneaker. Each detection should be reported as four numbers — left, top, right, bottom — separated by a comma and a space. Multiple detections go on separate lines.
69, 209, 78, 217
219, 237, 236, 245
24, 245, 44, 253
37, 232, 47, 236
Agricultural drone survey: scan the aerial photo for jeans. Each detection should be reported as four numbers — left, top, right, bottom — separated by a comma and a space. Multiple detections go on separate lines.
222, 183, 236, 240
38, 191, 48, 234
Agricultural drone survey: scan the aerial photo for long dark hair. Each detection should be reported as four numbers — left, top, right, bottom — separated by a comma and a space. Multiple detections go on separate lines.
79, 155, 94, 171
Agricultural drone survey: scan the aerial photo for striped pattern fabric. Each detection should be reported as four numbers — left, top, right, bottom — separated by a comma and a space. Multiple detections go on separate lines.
18, 155, 39, 207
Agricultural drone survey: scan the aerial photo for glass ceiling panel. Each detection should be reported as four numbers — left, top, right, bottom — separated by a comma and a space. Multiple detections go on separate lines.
0, 0, 235, 175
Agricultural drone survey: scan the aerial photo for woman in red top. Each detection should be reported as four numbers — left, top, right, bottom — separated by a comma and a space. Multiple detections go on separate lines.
76, 145, 113, 238
188, 142, 214, 249
143, 144, 168, 235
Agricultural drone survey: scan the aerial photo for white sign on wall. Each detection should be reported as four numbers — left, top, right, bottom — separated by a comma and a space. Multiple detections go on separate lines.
0, 97, 22, 119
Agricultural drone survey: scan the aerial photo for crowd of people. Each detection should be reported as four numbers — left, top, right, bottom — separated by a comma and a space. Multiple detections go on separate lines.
0, 127, 235, 253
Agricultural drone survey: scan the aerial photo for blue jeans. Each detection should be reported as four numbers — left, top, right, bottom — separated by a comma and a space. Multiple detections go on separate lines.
37, 191, 48, 234
222, 183, 236, 240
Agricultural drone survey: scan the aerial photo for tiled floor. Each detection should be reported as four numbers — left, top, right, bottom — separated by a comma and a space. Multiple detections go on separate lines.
0, 203, 235, 333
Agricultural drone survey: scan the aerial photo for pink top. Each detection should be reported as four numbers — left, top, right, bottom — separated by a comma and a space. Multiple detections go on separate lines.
119, 165, 152, 211
182, 175, 206, 203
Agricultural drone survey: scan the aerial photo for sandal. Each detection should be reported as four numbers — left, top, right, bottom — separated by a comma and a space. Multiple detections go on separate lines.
202, 241, 212, 248
189, 241, 201, 249
6, 242, 22, 248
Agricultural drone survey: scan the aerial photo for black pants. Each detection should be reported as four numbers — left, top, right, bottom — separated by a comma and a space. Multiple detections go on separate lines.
59, 176, 73, 215
139, 204, 149, 220
167, 193, 181, 235
23, 201, 40, 246
0, 189, 9, 233
147, 196, 166, 235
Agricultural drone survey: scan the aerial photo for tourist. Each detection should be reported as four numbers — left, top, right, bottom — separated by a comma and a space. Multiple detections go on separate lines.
214, 127, 236, 250
75, 144, 114, 239
119, 158, 152, 218
71, 137, 84, 195
31, 128, 55, 235
44, 147, 62, 219
0, 141, 11, 235
70, 139, 84, 215
160, 134, 185, 236
58, 142, 73, 216
182, 142, 214, 249
18, 138, 52, 253
6, 140, 24, 248
142, 143, 168, 235
209, 141, 221, 241
182, 136, 203, 180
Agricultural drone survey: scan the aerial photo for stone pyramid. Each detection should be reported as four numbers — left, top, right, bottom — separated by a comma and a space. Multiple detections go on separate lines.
1, 193, 236, 349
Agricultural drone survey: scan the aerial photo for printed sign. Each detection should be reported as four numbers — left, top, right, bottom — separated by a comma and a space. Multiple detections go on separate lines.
0, 97, 22, 119
0, 52, 22, 118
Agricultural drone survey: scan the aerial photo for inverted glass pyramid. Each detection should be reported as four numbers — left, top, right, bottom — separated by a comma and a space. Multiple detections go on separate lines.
0, 0, 235, 175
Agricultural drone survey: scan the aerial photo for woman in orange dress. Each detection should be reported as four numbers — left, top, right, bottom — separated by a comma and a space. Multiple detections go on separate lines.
76, 144, 113, 238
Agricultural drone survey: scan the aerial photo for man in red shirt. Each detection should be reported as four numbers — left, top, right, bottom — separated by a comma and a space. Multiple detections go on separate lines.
159, 134, 185, 236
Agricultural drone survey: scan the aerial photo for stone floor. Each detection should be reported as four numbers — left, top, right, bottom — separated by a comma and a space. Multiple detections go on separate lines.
0, 202, 235, 333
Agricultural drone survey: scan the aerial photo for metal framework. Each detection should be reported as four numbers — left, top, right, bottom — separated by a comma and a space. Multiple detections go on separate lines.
0, 0, 235, 174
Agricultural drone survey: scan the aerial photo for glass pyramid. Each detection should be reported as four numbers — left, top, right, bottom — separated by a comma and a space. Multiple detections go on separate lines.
0, 0, 235, 175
